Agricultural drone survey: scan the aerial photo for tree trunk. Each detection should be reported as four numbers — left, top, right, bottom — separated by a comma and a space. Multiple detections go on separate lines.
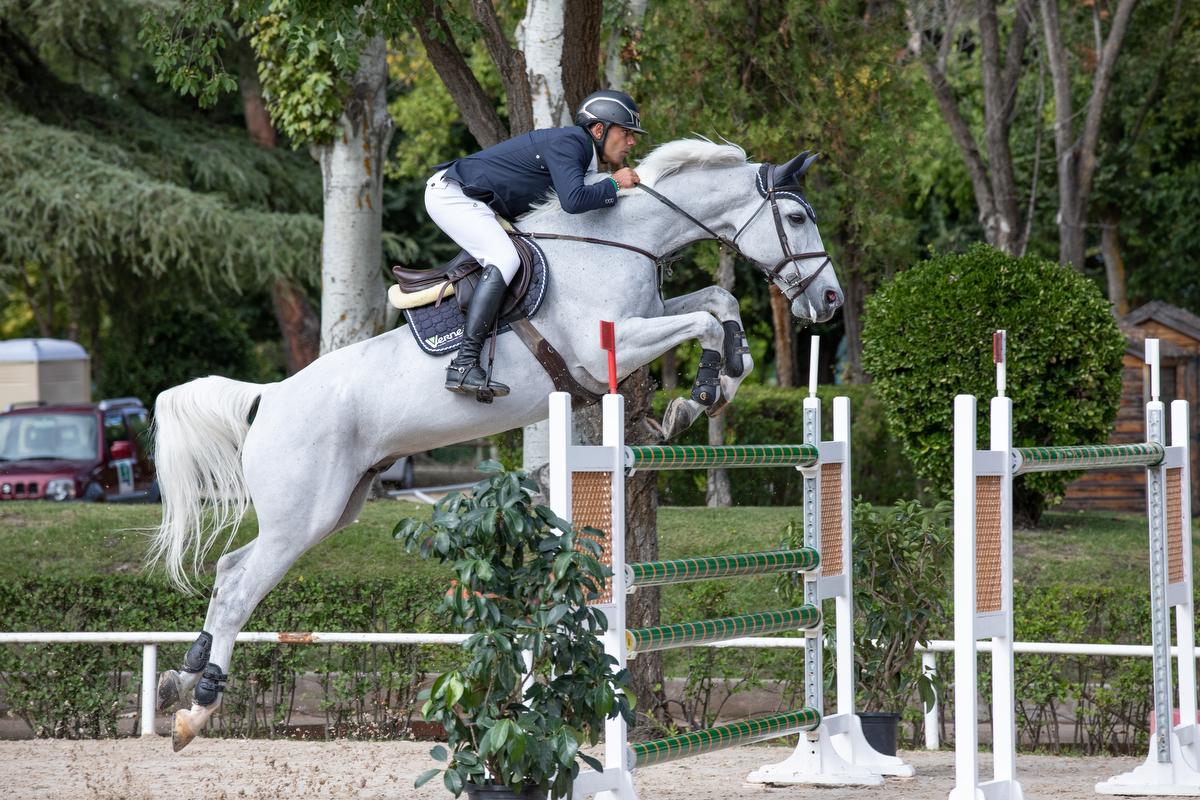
560, 0, 604, 110
316, 36, 395, 355
659, 348, 677, 390
707, 248, 734, 506
412, 0, 509, 148
1101, 210, 1128, 316
839, 240, 867, 383
1040, 0, 1139, 270
470, 0, 535, 137
769, 285, 794, 387
621, 365, 667, 726
605, 0, 648, 89
237, 40, 320, 374
519, 0, 571, 128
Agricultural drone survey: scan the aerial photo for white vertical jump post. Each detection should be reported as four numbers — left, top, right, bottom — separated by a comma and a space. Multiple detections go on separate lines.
552, 335, 910, 800
1098, 338, 1200, 795
951, 334, 1199, 800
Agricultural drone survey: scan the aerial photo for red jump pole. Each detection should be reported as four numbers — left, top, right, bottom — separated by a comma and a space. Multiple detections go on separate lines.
600, 321, 618, 395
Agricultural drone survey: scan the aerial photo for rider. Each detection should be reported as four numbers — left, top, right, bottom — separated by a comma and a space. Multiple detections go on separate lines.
426, 89, 645, 399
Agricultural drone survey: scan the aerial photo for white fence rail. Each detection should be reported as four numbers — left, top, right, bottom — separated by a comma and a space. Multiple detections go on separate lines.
0, 632, 1192, 744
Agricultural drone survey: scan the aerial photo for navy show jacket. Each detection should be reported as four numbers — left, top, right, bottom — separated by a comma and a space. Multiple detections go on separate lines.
440, 126, 617, 221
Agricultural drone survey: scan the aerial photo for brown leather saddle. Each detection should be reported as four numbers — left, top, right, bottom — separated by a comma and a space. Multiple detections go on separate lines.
391, 233, 601, 406
392, 233, 537, 317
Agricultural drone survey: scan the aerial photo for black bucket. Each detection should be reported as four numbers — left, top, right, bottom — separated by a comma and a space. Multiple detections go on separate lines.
465, 782, 547, 800
858, 711, 901, 756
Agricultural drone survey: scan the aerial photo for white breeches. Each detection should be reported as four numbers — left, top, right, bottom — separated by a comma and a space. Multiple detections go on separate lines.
425, 170, 521, 285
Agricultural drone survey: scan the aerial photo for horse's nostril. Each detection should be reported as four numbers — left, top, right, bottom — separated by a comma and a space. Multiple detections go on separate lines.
825, 289, 843, 308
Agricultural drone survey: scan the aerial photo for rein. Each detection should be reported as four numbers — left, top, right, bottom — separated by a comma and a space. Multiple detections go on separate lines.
517, 170, 831, 302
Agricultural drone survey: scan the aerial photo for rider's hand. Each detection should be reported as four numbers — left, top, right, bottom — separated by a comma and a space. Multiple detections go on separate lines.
612, 168, 640, 190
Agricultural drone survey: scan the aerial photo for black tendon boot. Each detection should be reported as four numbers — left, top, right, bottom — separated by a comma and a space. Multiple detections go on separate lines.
445, 265, 511, 400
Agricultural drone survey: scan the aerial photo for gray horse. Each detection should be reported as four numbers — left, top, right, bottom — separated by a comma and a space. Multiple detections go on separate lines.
150, 138, 842, 750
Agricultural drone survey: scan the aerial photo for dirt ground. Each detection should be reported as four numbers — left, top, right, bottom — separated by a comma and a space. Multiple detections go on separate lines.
2, 737, 1144, 800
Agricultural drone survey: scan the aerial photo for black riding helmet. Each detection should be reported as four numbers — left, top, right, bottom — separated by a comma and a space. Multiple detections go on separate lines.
575, 90, 647, 149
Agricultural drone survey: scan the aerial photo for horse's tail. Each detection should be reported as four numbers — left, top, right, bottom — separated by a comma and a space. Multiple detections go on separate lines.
148, 375, 265, 592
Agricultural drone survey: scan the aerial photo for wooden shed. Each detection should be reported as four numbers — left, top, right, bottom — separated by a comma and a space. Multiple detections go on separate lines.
0, 339, 91, 411
1061, 301, 1200, 513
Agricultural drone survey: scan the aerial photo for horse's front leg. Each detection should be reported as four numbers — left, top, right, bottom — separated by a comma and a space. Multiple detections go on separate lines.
579, 311, 727, 440
662, 287, 754, 417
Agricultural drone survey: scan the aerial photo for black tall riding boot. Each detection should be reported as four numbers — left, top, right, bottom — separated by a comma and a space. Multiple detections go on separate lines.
445, 265, 511, 400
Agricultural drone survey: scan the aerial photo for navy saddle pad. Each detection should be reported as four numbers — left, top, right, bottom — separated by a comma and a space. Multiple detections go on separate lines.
402, 236, 549, 356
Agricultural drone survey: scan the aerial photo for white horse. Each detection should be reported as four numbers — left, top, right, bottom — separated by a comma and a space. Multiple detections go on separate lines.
149, 138, 842, 750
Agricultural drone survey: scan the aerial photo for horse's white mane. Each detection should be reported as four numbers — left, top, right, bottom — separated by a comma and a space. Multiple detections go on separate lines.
523, 137, 750, 221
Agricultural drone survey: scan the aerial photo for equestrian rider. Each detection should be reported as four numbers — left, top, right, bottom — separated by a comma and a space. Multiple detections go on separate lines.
426, 89, 645, 399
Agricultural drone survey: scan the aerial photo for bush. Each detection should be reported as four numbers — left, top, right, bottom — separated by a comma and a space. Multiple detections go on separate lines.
861, 244, 1125, 522
652, 384, 918, 506
0, 574, 448, 739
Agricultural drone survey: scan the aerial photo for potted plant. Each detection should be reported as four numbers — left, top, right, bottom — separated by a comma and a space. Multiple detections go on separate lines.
777, 498, 951, 753
396, 463, 634, 799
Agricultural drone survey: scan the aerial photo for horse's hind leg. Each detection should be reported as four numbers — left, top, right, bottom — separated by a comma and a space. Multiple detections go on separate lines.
157, 542, 254, 712
170, 469, 375, 751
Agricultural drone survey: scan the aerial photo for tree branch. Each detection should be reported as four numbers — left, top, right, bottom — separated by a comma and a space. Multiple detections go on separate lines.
470, 0, 535, 136
1121, 0, 1184, 154
912, 28, 999, 244
976, 0, 1022, 251
410, 0, 509, 148
1076, 0, 1138, 209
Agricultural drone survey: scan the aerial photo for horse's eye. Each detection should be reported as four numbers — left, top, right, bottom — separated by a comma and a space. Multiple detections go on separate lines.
788, 213, 807, 225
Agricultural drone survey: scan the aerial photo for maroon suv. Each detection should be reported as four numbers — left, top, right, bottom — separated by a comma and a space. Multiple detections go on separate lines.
0, 398, 158, 502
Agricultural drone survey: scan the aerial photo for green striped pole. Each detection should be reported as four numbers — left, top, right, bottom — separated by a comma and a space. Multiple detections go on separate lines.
626, 443, 818, 471
626, 606, 820, 656
1013, 443, 1164, 475
629, 708, 822, 768
627, 548, 819, 588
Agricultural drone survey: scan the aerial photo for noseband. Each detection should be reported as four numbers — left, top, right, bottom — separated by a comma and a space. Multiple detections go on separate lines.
636, 164, 831, 302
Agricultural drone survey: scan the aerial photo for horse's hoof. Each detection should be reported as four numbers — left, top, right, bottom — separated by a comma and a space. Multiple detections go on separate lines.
157, 670, 182, 712
661, 397, 704, 440
172, 709, 200, 752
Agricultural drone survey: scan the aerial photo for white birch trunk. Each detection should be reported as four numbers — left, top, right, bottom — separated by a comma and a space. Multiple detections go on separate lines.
605, 0, 648, 90
316, 36, 396, 355
518, 0, 571, 472
518, 0, 570, 128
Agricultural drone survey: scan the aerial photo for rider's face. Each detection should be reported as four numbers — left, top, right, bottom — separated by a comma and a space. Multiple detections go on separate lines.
592, 124, 638, 167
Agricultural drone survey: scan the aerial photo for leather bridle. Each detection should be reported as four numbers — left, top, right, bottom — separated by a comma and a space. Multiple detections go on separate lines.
519, 164, 830, 304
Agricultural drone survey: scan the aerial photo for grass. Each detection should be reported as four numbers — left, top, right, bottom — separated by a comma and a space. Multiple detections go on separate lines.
0, 497, 1160, 599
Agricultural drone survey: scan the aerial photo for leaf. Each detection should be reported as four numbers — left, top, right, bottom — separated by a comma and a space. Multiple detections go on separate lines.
414, 768, 440, 787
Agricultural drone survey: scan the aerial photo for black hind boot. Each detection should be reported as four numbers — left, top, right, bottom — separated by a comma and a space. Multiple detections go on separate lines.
445, 265, 511, 401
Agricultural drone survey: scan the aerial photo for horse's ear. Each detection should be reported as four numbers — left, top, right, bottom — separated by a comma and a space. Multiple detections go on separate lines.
795, 152, 820, 178
775, 150, 811, 183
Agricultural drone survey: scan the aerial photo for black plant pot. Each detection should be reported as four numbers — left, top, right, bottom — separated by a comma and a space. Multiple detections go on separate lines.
858, 711, 901, 756
465, 782, 547, 800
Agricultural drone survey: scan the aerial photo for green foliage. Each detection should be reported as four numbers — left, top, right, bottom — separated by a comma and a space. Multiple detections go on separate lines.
0, 573, 447, 738
777, 499, 951, 714
98, 280, 270, 402
396, 464, 634, 798
249, 1, 346, 144
652, 384, 918, 507
1007, 584, 1154, 754
861, 244, 1125, 521
0, 108, 321, 294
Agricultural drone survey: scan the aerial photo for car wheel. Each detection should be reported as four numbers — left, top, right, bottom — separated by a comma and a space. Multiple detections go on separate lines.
147, 480, 161, 503
83, 482, 105, 503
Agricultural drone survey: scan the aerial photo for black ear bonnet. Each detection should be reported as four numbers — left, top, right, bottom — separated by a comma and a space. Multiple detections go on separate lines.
756, 151, 819, 222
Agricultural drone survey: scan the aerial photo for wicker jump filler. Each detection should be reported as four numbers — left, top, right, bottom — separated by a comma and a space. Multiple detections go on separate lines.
953, 334, 1198, 800
547, 349, 914, 800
